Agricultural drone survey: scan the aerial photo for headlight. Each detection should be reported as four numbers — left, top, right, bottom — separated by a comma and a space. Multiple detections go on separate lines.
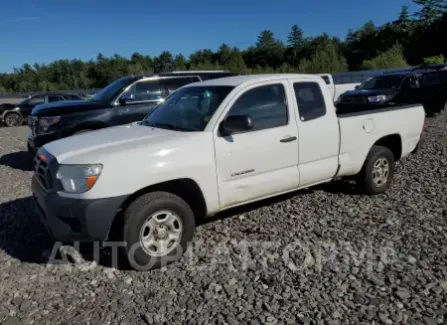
38, 116, 61, 134
367, 95, 390, 103
56, 164, 102, 193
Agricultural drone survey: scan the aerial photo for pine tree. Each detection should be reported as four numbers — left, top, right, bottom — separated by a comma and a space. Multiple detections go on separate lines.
413, 0, 447, 22
287, 25, 304, 63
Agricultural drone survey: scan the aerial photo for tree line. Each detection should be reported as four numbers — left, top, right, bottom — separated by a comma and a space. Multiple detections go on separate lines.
0, 0, 446, 93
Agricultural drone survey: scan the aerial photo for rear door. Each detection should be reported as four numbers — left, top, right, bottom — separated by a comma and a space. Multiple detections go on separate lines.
214, 81, 300, 208
290, 79, 340, 187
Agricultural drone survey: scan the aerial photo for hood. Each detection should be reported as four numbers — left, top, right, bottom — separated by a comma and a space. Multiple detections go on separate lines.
342, 88, 398, 97
31, 99, 108, 116
43, 122, 206, 164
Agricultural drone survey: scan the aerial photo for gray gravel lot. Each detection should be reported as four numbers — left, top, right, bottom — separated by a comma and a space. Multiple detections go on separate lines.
0, 116, 446, 325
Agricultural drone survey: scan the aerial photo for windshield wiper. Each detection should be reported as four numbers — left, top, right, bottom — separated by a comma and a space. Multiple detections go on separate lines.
141, 120, 198, 132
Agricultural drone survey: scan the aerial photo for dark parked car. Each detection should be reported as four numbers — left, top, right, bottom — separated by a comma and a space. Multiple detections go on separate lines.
0, 92, 82, 127
336, 64, 447, 116
27, 70, 236, 152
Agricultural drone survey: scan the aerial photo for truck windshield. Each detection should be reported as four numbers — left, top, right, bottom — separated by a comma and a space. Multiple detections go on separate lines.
141, 85, 234, 131
91, 76, 134, 103
360, 75, 405, 90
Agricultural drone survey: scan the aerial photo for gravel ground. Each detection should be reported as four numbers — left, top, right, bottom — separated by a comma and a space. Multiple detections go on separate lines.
0, 116, 446, 325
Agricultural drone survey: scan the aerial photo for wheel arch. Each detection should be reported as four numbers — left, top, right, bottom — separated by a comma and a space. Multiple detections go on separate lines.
107, 178, 208, 241
2, 108, 23, 120
2, 109, 24, 125
371, 133, 402, 161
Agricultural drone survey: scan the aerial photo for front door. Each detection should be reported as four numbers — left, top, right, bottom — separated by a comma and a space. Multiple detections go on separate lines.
214, 81, 300, 208
114, 79, 164, 125
20, 95, 46, 118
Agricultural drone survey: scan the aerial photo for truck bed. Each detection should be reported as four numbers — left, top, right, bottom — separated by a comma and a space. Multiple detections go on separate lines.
336, 104, 425, 177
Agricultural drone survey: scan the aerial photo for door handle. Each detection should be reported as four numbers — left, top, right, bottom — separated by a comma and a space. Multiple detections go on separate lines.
280, 136, 297, 143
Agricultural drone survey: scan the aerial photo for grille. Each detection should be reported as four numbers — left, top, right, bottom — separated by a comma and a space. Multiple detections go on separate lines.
28, 116, 38, 136
33, 154, 53, 190
341, 96, 367, 104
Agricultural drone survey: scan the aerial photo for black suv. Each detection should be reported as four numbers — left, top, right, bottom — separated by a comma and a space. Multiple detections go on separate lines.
0, 92, 82, 127
27, 71, 235, 152
336, 64, 447, 116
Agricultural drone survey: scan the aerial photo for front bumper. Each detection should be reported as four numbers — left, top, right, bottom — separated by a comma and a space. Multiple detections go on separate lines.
32, 175, 127, 242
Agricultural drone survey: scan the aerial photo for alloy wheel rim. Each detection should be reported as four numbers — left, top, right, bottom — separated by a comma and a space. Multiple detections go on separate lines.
6, 115, 20, 126
372, 157, 389, 187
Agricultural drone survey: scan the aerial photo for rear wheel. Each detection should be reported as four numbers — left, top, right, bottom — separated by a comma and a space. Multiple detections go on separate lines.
121, 191, 195, 271
4, 113, 23, 127
357, 145, 395, 195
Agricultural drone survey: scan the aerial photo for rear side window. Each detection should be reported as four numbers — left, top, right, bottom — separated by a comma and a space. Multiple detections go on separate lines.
162, 77, 200, 95
64, 94, 80, 100
48, 95, 64, 102
421, 72, 441, 87
130, 80, 162, 101
227, 84, 288, 132
293, 82, 327, 122
321, 76, 331, 85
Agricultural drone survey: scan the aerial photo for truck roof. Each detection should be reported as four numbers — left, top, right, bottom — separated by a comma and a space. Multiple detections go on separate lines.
189, 73, 324, 87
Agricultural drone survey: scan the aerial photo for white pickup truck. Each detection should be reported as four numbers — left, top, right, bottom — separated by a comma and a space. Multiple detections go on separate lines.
32, 74, 425, 270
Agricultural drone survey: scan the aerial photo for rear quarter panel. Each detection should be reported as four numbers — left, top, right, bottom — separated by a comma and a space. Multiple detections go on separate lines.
337, 105, 425, 176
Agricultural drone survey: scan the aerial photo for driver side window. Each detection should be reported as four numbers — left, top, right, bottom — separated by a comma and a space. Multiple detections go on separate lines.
227, 84, 288, 132
28, 96, 45, 106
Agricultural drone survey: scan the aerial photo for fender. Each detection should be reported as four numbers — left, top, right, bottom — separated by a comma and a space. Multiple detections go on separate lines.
1, 106, 22, 121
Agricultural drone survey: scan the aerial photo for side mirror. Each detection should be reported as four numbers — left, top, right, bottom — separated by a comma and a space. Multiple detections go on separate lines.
220, 115, 253, 135
119, 93, 135, 105
355, 85, 360, 89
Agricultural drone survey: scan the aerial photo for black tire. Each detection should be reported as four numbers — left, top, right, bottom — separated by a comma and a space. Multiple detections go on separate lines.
4, 113, 23, 127
356, 145, 395, 195
121, 191, 195, 271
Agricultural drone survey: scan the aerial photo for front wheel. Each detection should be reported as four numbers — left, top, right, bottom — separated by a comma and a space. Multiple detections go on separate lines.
357, 145, 395, 195
121, 191, 195, 271
4, 113, 23, 127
